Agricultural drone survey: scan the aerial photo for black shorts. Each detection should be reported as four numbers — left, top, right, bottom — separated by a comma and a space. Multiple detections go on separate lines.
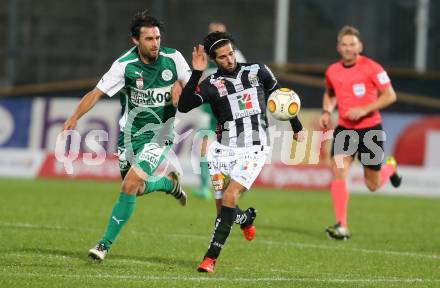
331, 124, 385, 171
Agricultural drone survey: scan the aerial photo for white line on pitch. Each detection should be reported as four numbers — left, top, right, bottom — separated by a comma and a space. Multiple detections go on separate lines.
169, 232, 440, 260
257, 239, 440, 260
2, 221, 439, 261
1, 272, 439, 283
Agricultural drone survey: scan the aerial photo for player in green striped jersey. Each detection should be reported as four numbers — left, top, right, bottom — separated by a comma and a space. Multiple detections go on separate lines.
63, 10, 190, 261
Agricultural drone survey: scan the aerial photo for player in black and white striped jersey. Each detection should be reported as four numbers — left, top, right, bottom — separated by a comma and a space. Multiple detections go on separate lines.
178, 31, 305, 273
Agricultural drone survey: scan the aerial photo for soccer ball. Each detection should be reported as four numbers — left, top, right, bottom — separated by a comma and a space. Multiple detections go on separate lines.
267, 88, 301, 121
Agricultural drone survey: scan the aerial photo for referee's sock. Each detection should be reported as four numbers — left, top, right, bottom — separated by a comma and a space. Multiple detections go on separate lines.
379, 163, 395, 187
331, 179, 348, 228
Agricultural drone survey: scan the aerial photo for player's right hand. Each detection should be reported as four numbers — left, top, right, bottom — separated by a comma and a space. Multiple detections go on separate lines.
319, 113, 330, 129
63, 116, 78, 131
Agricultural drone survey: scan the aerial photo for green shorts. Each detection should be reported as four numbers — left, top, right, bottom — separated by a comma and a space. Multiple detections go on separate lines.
117, 132, 171, 177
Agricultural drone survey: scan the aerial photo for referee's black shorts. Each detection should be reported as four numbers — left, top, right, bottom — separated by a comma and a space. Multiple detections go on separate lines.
331, 124, 385, 171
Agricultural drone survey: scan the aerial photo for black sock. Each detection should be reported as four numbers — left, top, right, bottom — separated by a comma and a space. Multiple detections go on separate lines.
205, 205, 237, 259
235, 206, 248, 225
215, 206, 246, 226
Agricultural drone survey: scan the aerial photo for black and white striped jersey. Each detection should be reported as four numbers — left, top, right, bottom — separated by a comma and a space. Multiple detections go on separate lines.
178, 63, 302, 148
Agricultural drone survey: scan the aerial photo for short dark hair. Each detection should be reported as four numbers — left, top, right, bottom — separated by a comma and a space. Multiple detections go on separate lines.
203, 31, 235, 58
130, 10, 164, 39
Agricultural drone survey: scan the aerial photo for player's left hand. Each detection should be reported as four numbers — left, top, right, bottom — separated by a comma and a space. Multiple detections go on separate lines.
171, 80, 183, 107
293, 129, 306, 143
346, 107, 368, 121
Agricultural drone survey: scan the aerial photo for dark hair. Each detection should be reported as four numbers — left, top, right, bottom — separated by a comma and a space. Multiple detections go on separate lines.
130, 10, 164, 39
203, 31, 235, 58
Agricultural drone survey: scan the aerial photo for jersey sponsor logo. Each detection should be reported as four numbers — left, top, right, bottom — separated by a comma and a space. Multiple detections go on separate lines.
134, 71, 144, 78
353, 83, 366, 97
238, 92, 253, 110
213, 79, 225, 88
208, 161, 233, 170
211, 78, 228, 97
211, 173, 226, 191
138, 143, 163, 168
161, 69, 173, 81
130, 85, 173, 107
228, 87, 261, 119
249, 75, 259, 87
377, 71, 390, 85
136, 78, 143, 89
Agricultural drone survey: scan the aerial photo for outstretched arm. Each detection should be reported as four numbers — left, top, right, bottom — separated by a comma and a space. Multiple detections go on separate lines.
63, 87, 104, 130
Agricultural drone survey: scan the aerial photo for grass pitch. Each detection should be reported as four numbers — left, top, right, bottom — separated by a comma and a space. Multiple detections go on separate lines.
0, 178, 439, 287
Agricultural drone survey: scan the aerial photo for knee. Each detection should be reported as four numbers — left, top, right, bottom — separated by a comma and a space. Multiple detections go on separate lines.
215, 199, 222, 216
121, 177, 142, 195
365, 178, 380, 192
136, 182, 146, 196
222, 190, 240, 205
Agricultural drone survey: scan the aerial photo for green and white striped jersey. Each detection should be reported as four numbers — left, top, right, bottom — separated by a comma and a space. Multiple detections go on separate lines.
97, 46, 191, 144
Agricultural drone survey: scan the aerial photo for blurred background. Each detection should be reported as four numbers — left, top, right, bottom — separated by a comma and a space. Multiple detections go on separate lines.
0, 0, 439, 196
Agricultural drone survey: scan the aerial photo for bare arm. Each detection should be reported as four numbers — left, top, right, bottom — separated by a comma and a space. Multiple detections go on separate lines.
62, 87, 105, 130
319, 88, 337, 129
364, 86, 396, 113
323, 88, 337, 113
345, 86, 396, 121
171, 80, 183, 107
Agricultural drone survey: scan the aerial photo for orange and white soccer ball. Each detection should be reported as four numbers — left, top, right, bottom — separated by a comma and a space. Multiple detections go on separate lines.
267, 88, 301, 121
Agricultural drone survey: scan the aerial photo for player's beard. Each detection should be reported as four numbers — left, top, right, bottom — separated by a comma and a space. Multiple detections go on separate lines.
222, 59, 237, 74
140, 47, 159, 63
